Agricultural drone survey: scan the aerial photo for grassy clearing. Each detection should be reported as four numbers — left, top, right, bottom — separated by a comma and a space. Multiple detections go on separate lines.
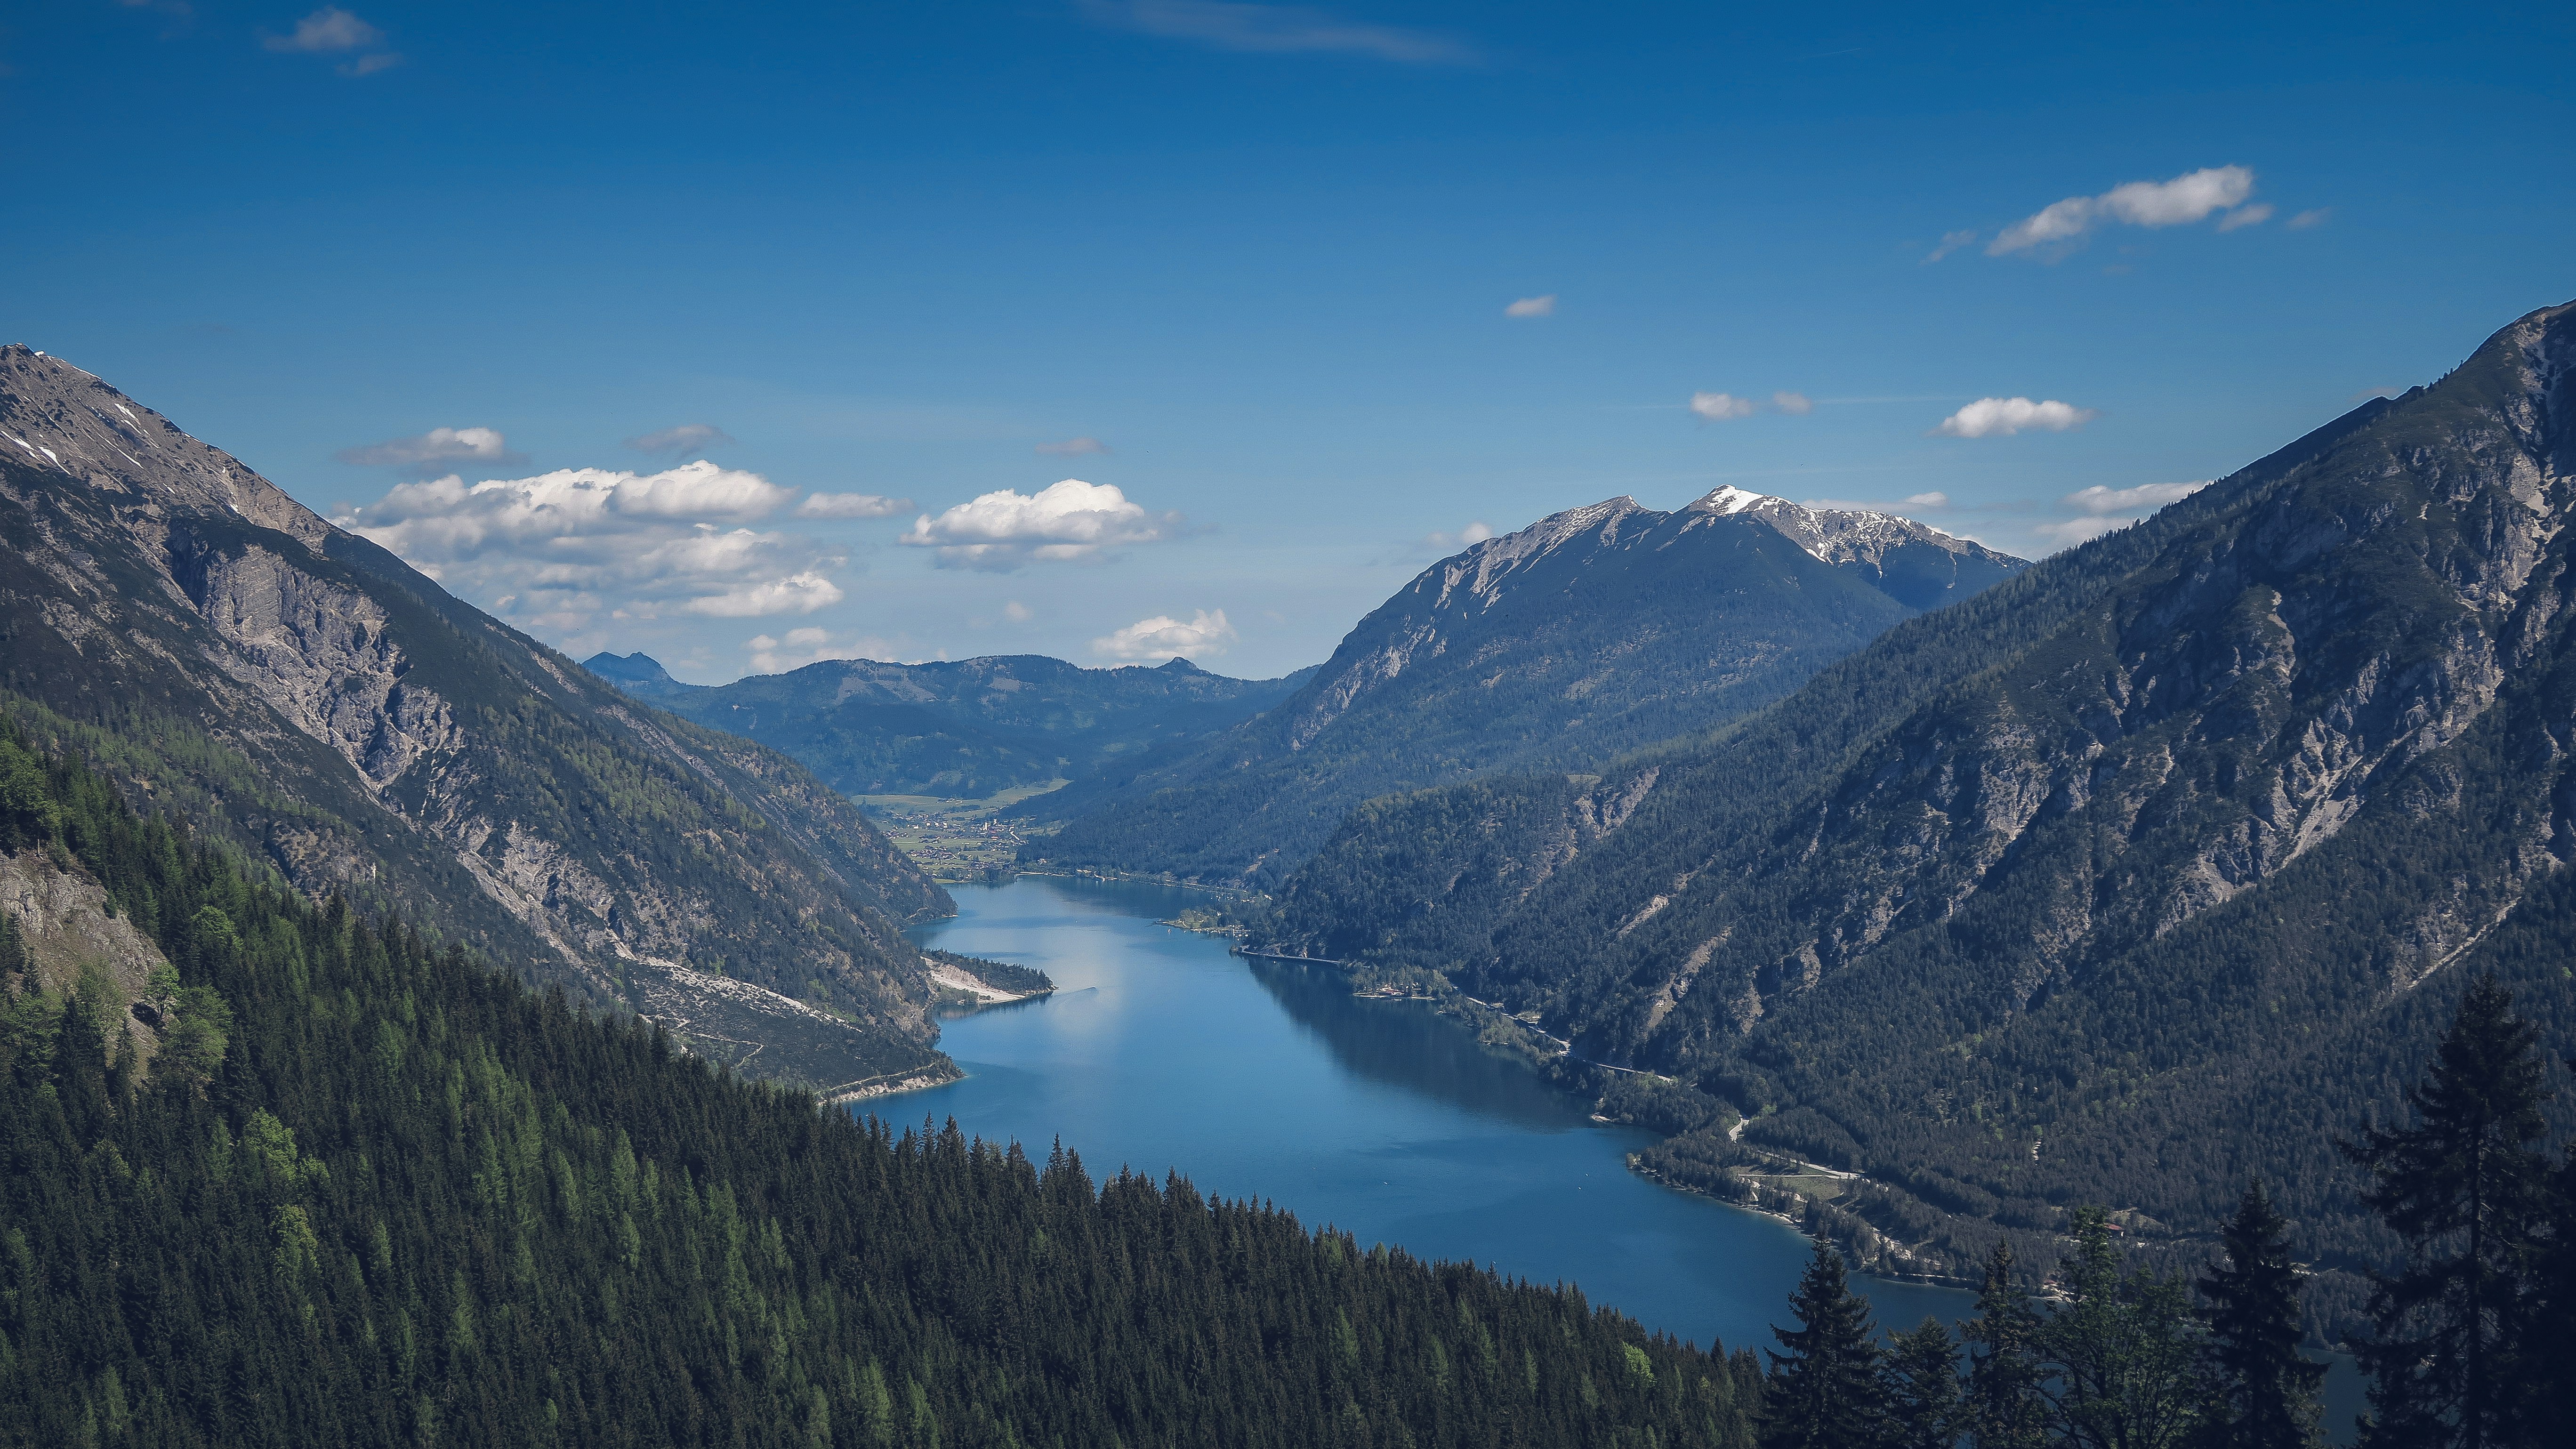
858, 781, 1065, 881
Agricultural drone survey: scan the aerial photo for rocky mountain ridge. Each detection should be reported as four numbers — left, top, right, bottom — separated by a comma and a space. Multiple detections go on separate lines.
1259, 300, 2576, 1312
1030, 487, 2025, 887
0, 344, 957, 1090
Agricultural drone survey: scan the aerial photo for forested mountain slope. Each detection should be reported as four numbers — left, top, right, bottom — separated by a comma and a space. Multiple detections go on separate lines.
592, 651, 1315, 800
0, 346, 954, 1092
1263, 300, 2576, 1305
1031, 490, 2025, 888
0, 726, 1763, 1447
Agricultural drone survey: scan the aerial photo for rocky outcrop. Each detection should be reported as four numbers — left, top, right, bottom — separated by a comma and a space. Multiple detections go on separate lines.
0, 344, 954, 1088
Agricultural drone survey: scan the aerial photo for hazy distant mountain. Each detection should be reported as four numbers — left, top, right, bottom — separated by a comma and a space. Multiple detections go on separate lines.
1262, 299, 2576, 1321
586, 652, 1318, 799
0, 345, 957, 1092
1029, 487, 2026, 887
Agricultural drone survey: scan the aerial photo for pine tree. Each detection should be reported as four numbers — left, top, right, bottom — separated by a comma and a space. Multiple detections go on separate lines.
2198, 1180, 2324, 1449
1963, 1243, 2046, 1449
2341, 975, 2552, 1449
1883, 1317, 1961, 1449
2506, 1056, 2576, 1447
1762, 1240, 1887, 1449
2039, 1208, 2209, 1449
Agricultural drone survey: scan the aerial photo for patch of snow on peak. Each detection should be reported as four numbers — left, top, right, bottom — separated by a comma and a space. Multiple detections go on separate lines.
1692, 484, 1776, 515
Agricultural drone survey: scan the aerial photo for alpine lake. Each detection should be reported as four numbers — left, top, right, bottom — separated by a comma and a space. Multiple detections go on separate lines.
883, 875, 2360, 1434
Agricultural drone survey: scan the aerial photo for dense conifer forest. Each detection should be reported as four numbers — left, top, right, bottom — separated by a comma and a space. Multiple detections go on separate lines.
0, 717, 1762, 1447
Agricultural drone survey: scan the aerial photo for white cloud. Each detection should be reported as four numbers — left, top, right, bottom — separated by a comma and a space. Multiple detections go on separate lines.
1989, 166, 2256, 257
2287, 208, 2332, 230
613, 460, 797, 517
1902, 491, 1949, 507
1078, 0, 1477, 65
2215, 202, 2274, 232
1422, 521, 1495, 552
1036, 435, 1112, 455
687, 573, 843, 617
2033, 516, 2125, 547
2064, 480, 2210, 514
265, 6, 378, 51
264, 6, 398, 72
1771, 391, 1815, 416
334, 460, 840, 632
900, 478, 1182, 570
1934, 397, 2098, 438
1003, 601, 1034, 623
627, 423, 734, 455
2030, 479, 2214, 553
1505, 295, 1557, 318
796, 492, 913, 519
1093, 609, 1237, 661
336, 426, 524, 475
746, 627, 911, 674
1924, 229, 1980, 263
1690, 392, 1759, 420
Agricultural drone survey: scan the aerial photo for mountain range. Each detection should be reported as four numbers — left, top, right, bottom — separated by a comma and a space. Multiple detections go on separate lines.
586, 650, 1314, 800
1027, 486, 2028, 887
0, 345, 963, 1094
1256, 299, 2576, 1322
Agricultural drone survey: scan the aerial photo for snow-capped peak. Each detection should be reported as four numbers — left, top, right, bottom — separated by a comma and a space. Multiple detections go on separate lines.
1692, 484, 1776, 515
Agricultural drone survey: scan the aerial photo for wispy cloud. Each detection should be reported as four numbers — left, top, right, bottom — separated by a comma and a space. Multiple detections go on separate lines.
1988, 166, 2258, 258
263, 7, 400, 73
795, 492, 913, 519
1420, 521, 1494, 553
627, 423, 734, 456
2215, 202, 2274, 232
1934, 397, 2097, 438
336, 426, 525, 475
1505, 295, 1557, 318
1078, 0, 1478, 65
1690, 392, 1759, 421
2033, 479, 2213, 549
1093, 608, 1237, 661
901, 478, 1185, 571
2287, 208, 2332, 230
1036, 435, 1112, 455
1923, 229, 1980, 264
746, 627, 917, 673
1690, 390, 1816, 421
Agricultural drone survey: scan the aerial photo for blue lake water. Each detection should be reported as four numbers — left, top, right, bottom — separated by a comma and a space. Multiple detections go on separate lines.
892, 875, 2359, 1432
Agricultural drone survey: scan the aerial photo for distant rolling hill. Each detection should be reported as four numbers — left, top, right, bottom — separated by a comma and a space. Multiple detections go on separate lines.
586, 651, 1316, 800
1028, 487, 2027, 888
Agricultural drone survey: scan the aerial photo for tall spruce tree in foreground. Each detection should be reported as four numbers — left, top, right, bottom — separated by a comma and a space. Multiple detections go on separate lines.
2506, 1056, 2576, 1444
1763, 1240, 1888, 1449
2342, 975, 2552, 1449
2198, 1180, 2324, 1449
2039, 1208, 2210, 1449
1964, 1243, 2047, 1449
1883, 1317, 1963, 1449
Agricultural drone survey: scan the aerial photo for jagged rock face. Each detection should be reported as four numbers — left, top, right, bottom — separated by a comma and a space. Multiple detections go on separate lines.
0, 345, 955, 1088
1035, 488, 2025, 887
1270, 298, 2576, 1253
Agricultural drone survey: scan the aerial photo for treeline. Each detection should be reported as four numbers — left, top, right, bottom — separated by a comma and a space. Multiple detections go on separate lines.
924, 949, 1054, 997
1757, 974, 2576, 1449
0, 718, 1761, 1447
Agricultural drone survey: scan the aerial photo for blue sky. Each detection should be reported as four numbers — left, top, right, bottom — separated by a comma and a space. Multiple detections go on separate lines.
6, 1, 2570, 680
